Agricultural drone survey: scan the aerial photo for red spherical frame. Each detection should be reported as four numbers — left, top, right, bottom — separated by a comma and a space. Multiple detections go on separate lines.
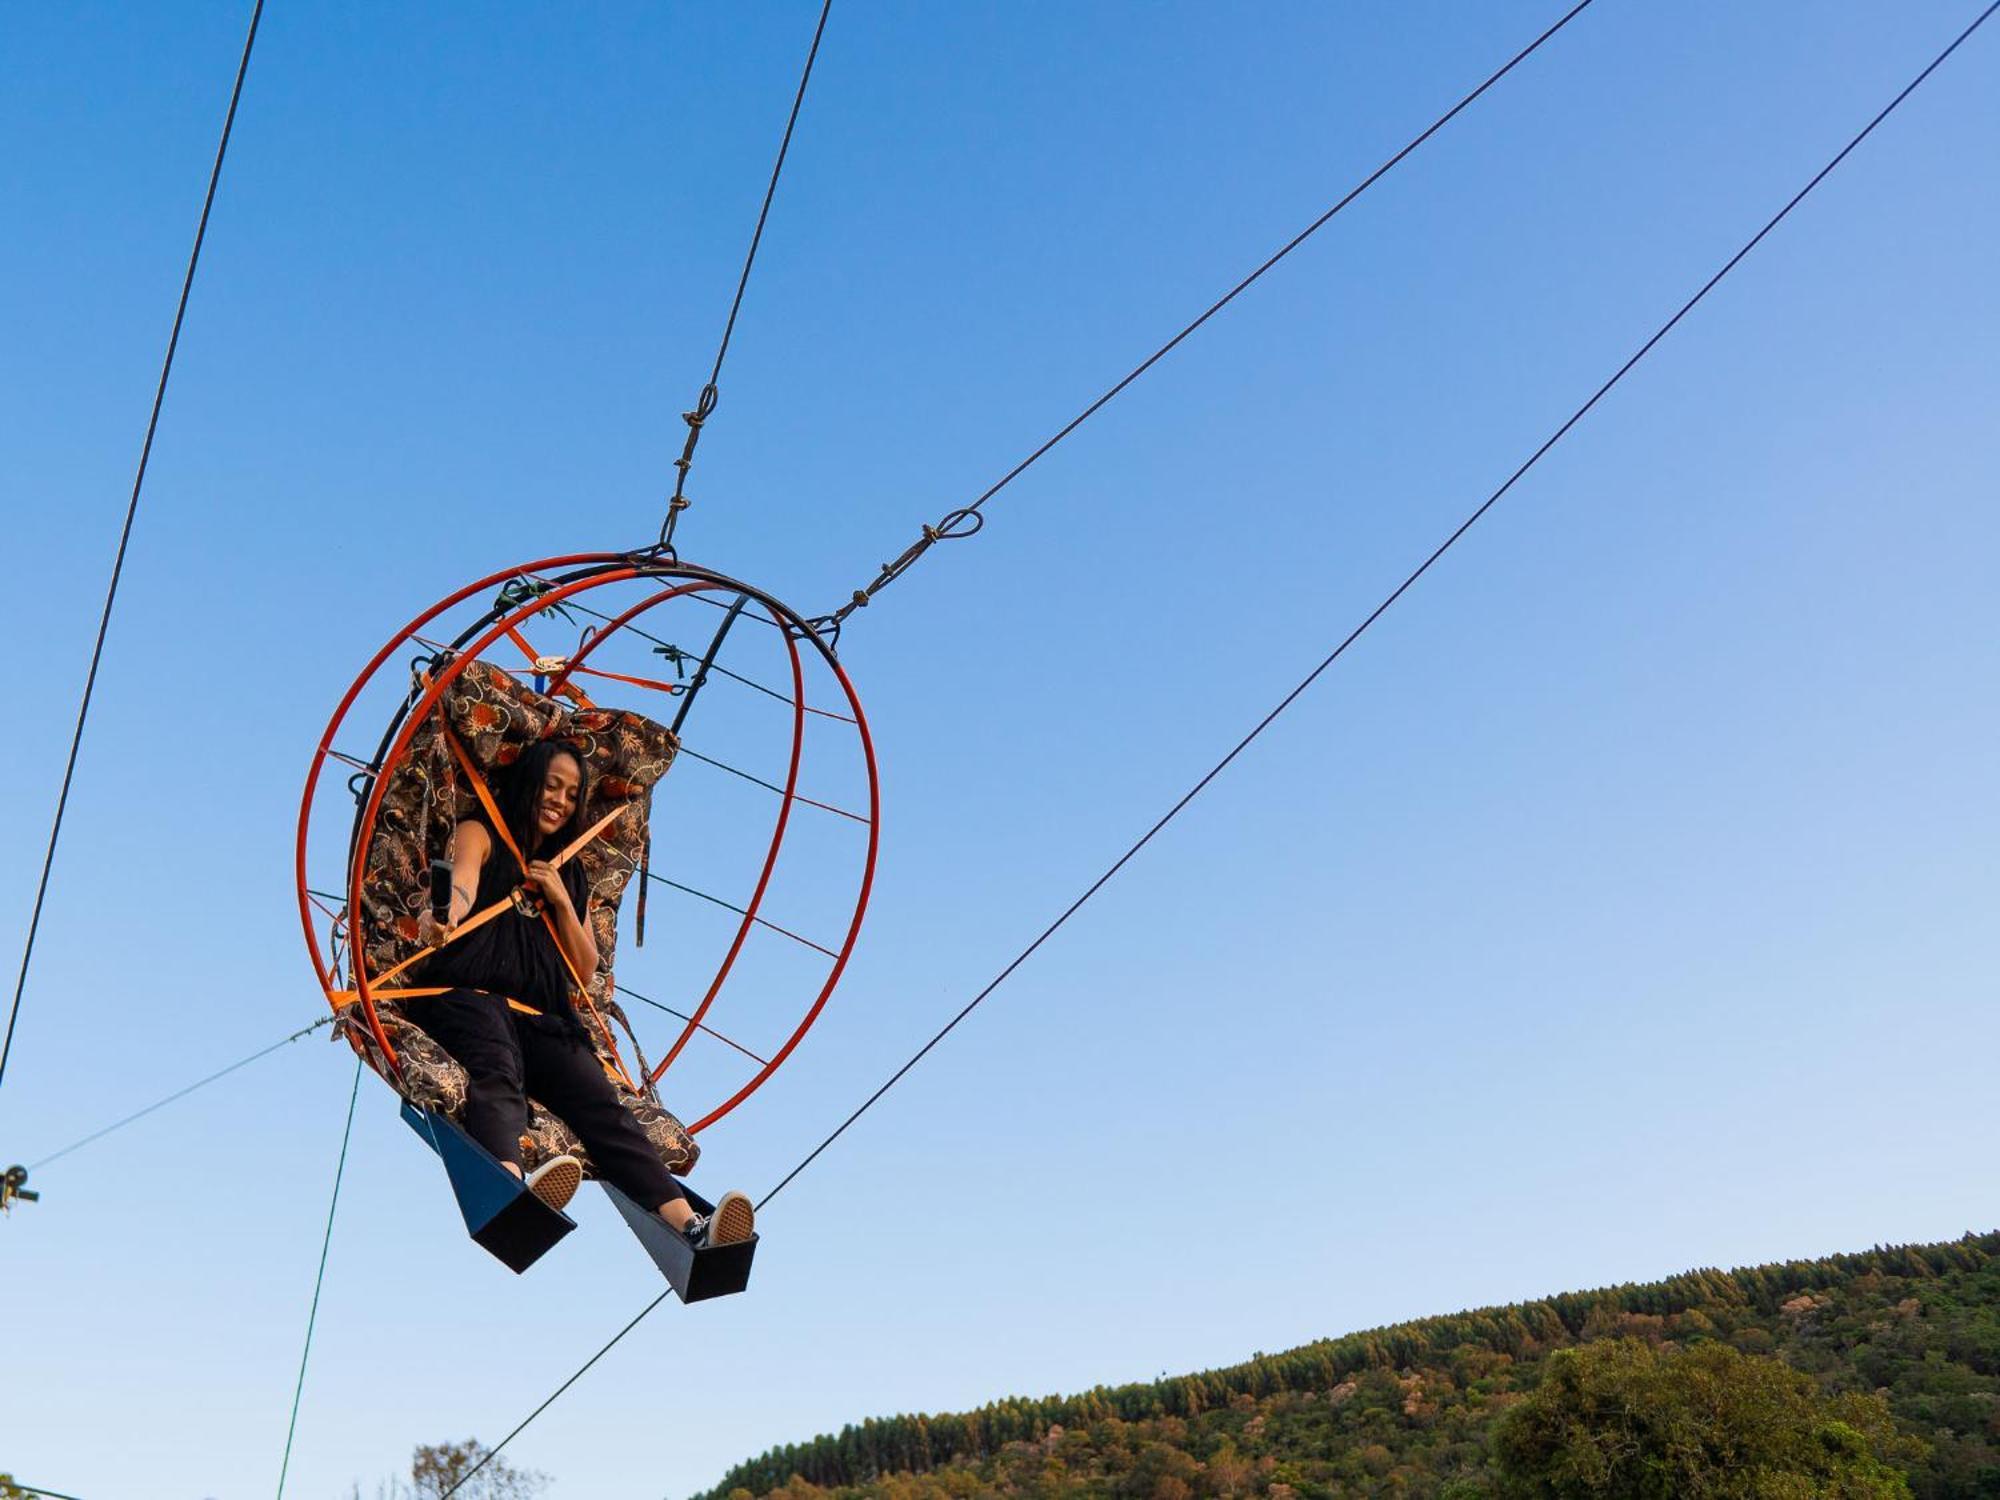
295, 553, 880, 1134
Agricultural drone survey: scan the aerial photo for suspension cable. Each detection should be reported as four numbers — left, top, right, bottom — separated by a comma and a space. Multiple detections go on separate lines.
659, 0, 835, 553
275, 1057, 363, 1500
432, 4, 1996, 1482
762, 0, 2000, 1209
0, 0, 266, 1095
810, 0, 1598, 640
439, 1293, 675, 1499
25, 1017, 331, 1174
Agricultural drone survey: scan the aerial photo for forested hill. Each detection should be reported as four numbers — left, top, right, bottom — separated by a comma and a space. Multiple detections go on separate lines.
697, 1232, 2000, 1500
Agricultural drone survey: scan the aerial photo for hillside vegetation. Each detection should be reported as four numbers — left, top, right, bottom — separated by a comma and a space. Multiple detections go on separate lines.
699, 1233, 2000, 1499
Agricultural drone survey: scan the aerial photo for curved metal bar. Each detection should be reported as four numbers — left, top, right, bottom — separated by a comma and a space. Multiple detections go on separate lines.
299, 552, 881, 1133
295, 553, 626, 1015
652, 598, 806, 1082
341, 566, 714, 1072
670, 593, 750, 737
687, 630, 881, 1132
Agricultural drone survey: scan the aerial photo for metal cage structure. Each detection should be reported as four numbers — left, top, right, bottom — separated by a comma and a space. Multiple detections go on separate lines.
295, 552, 880, 1138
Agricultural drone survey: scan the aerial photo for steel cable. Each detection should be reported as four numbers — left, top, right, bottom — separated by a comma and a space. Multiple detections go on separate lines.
817, 0, 1600, 631
0, 0, 266, 1094
25, 1017, 331, 1174
441, 3, 1996, 1485
659, 0, 835, 550
762, 0, 2000, 1209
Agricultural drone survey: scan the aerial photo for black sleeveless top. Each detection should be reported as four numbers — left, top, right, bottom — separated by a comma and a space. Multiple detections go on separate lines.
423, 817, 593, 1019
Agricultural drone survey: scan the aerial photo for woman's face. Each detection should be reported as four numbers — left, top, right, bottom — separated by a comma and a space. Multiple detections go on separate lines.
536, 752, 582, 839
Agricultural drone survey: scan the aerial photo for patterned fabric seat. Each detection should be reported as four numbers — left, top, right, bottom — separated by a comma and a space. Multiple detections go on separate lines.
339, 657, 698, 1176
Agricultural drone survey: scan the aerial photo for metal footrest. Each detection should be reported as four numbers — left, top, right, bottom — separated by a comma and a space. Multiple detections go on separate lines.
401, 1102, 576, 1274
603, 1181, 757, 1302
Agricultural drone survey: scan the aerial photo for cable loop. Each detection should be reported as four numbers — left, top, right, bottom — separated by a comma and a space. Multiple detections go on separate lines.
826, 505, 984, 625
658, 381, 722, 550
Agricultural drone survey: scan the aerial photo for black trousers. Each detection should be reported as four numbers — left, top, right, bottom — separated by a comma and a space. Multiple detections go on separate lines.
407, 988, 684, 1210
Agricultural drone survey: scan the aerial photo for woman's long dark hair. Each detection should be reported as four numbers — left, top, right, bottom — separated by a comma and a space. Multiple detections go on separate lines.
493, 739, 591, 864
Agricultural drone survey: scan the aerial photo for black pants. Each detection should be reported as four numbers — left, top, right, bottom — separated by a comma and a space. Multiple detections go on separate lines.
407, 988, 684, 1210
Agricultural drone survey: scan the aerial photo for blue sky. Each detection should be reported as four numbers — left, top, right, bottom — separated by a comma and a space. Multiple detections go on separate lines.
2, 3, 1995, 1496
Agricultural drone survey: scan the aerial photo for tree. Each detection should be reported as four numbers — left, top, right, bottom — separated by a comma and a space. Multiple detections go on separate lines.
1490, 1338, 1924, 1498
356, 1439, 549, 1500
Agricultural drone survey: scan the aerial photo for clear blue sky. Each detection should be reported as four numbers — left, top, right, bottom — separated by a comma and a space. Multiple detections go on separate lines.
2, 3, 1994, 1496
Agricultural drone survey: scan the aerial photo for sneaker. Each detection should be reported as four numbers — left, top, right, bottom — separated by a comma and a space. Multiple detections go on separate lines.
524, 1154, 583, 1213
681, 1189, 755, 1249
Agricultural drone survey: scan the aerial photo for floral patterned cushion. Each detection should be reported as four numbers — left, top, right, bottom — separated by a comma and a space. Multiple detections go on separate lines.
340, 657, 698, 1175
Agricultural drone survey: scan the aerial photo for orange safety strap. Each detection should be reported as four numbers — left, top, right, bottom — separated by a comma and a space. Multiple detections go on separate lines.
571, 663, 684, 698
331, 986, 542, 1017
368, 887, 516, 989
502, 624, 598, 709
441, 730, 636, 1089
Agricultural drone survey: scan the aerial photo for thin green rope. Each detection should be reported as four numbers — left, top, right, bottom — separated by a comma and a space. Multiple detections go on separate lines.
275, 1057, 363, 1498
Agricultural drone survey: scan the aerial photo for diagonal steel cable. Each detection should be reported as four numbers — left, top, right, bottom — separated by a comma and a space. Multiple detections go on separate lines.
0, 0, 266, 1094
26, 1017, 331, 1173
658, 0, 836, 551
818, 0, 1601, 632
431, 3, 1997, 1483
764, 0, 2000, 1210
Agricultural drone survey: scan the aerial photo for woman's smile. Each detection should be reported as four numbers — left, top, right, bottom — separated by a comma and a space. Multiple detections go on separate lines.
537, 752, 581, 834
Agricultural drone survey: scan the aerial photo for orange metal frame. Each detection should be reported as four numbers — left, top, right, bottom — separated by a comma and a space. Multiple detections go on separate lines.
294, 554, 880, 1135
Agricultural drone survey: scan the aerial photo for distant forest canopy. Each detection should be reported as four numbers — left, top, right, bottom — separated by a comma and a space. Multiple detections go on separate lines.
695, 1232, 2000, 1500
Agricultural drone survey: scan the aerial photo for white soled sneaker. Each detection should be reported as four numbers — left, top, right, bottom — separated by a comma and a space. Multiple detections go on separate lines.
524, 1154, 583, 1212
682, 1189, 755, 1248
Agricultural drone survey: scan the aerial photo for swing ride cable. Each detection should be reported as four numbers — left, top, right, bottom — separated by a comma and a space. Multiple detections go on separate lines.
615, 984, 771, 1065
763, 0, 2000, 1212
274, 1057, 363, 1500
440, 1294, 676, 1499
813, 0, 1601, 635
598, 844, 842, 958
659, 0, 836, 551
25, 1016, 332, 1173
0, 0, 266, 1096
437, 6, 2000, 1484
676, 745, 870, 824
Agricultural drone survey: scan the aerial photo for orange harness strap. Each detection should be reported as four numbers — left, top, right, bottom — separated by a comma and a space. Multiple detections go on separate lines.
441, 730, 637, 1090
333, 986, 538, 1015
331, 986, 542, 1017
501, 625, 598, 709
369, 889, 515, 989
572, 663, 684, 698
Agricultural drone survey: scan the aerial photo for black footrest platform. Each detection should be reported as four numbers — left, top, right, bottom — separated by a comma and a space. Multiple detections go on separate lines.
604, 1181, 757, 1302
402, 1102, 576, 1274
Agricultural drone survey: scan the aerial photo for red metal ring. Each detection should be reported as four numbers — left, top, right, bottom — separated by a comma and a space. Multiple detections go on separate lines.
296, 554, 879, 1135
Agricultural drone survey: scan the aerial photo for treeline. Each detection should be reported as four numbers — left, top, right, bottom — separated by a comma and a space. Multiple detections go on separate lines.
695, 1232, 2000, 1500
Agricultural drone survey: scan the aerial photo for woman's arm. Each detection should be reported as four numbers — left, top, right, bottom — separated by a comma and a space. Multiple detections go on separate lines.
420, 820, 491, 945
526, 859, 599, 980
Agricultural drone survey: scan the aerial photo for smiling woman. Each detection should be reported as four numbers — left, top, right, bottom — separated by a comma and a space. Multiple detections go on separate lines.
403, 738, 733, 1247
295, 552, 882, 1293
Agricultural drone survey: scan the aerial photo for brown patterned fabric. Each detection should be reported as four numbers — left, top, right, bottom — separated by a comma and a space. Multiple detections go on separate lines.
340, 657, 699, 1175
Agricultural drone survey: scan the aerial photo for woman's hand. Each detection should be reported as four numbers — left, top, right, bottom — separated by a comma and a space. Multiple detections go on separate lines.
418, 911, 457, 948
524, 860, 570, 911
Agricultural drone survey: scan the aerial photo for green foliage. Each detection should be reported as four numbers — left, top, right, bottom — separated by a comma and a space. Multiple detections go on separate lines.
693, 1232, 2000, 1500
0, 1475, 28, 1500
1489, 1337, 1920, 1497
354, 1439, 549, 1500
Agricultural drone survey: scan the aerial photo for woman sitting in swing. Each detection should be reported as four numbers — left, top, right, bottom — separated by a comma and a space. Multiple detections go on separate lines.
412, 738, 753, 1248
